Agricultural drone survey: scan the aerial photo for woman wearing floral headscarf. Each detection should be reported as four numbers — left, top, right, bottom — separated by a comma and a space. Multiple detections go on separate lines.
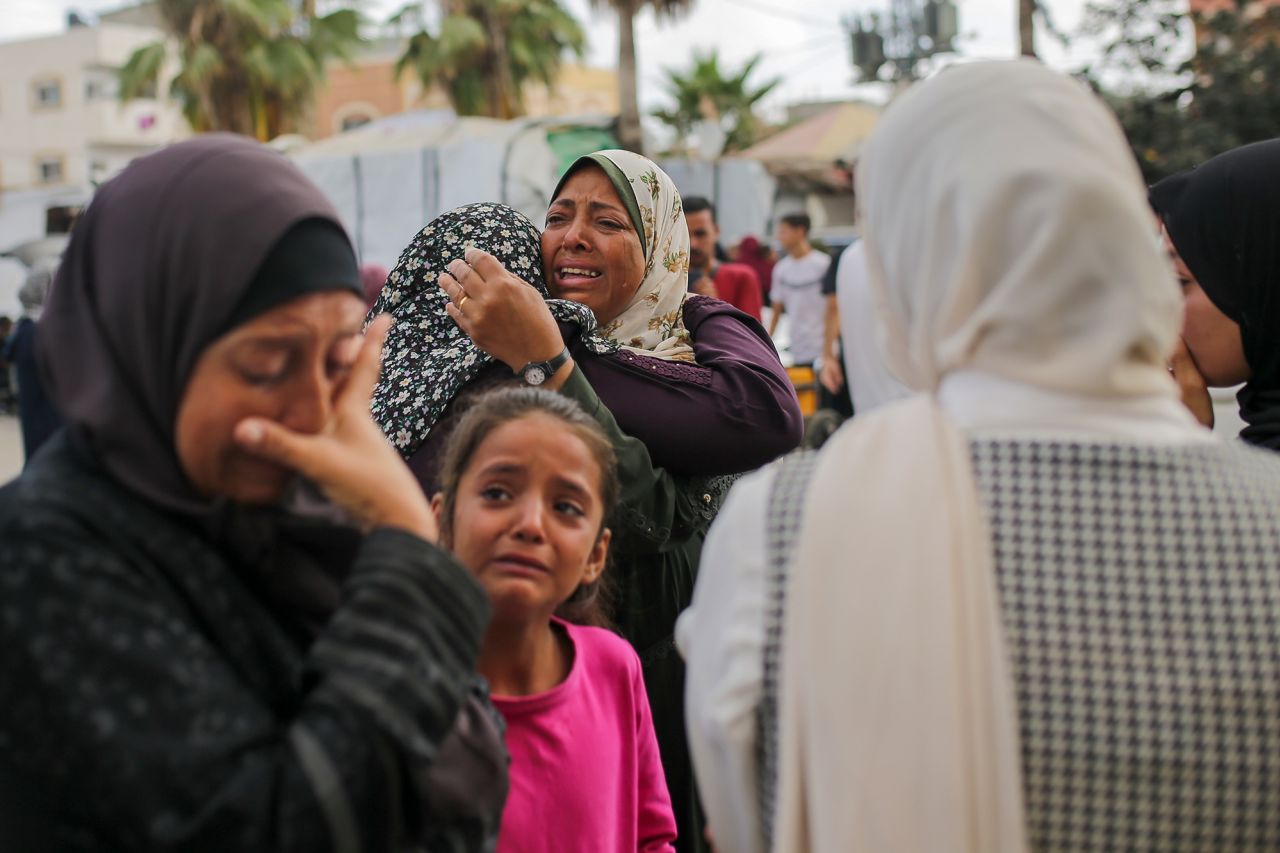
372, 152, 802, 851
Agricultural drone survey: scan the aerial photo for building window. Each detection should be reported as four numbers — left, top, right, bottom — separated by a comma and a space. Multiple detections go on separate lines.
333, 102, 381, 136
32, 78, 62, 109
341, 113, 373, 132
85, 76, 120, 101
36, 155, 64, 185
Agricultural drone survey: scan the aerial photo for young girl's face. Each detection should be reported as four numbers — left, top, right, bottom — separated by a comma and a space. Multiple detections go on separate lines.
440, 413, 611, 622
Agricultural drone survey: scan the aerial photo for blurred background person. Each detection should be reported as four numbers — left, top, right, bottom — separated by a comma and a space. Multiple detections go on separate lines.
0, 315, 13, 414
6, 255, 62, 462
359, 262, 389, 310
737, 235, 776, 307
767, 213, 831, 370
684, 196, 763, 321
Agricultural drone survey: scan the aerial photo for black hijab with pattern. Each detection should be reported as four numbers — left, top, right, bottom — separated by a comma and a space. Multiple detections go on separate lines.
370, 202, 615, 458
1150, 139, 1280, 450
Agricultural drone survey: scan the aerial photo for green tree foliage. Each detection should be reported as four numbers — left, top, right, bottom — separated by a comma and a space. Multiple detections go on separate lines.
119, 0, 362, 140
651, 49, 779, 154
1082, 0, 1280, 181
392, 0, 585, 119
590, 0, 695, 153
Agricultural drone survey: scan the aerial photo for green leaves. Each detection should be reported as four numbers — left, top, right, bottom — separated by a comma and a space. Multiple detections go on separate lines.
394, 0, 585, 119
119, 0, 364, 138
117, 40, 168, 100
652, 48, 779, 154
1084, 0, 1280, 180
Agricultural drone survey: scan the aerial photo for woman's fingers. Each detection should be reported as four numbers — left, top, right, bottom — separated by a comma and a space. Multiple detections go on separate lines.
1170, 337, 1215, 428
234, 416, 321, 477
463, 246, 505, 280
444, 301, 475, 335
437, 271, 465, 304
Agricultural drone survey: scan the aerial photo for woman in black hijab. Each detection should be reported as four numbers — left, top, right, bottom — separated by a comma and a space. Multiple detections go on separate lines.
1151, 139, 1280, 448
0, 135, 503, 850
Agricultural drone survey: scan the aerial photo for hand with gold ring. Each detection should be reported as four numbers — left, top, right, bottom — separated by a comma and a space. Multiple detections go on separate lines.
437, 247, 571, 384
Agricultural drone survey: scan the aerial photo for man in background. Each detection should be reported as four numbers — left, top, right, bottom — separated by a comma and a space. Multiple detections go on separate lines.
685, 196, 764, 321
768, 213, 830, 368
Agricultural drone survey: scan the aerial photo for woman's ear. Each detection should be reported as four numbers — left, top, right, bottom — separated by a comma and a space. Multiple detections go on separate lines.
429, 493, 447, 543
582, 527, 611, 585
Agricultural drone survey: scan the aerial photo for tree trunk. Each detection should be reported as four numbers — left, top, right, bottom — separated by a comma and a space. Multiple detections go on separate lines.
1019, 0, 1037, 57
483, 5, 519, 119
616, 0, 644, 154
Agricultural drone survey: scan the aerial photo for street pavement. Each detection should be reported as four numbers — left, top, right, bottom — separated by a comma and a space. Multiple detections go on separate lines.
0, 416, 21, 482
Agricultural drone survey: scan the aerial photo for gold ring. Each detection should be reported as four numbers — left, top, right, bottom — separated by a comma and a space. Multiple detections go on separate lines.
457, 294, 470, 311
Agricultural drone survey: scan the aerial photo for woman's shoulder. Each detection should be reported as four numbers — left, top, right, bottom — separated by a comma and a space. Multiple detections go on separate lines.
0, 436, 180, 577
683, 293, 753, 328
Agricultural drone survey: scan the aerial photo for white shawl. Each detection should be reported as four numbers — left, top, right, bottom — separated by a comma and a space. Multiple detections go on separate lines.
771, 60, 1184, 853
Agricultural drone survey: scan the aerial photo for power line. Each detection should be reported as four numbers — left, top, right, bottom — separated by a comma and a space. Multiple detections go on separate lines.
719, 0, 842, 30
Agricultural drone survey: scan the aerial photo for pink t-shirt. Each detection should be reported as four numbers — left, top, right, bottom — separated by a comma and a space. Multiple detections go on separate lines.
491, 620, 677, 853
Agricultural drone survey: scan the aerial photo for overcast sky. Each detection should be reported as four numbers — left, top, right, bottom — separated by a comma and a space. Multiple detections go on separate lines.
3, 0, 1102, 113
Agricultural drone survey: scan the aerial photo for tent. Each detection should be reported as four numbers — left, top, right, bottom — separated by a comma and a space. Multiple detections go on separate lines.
290, 110, 777, 268
290, 111, 618, 269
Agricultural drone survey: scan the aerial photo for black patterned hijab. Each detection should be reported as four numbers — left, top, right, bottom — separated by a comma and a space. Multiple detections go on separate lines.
370, 203, 614, 457
1150, 139, 1280, 449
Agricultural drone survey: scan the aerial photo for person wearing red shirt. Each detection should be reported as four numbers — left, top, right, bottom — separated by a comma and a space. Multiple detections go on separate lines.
684, 196, 764, 321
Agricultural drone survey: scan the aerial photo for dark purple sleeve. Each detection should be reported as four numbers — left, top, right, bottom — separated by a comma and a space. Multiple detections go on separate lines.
572, 296, 803, 476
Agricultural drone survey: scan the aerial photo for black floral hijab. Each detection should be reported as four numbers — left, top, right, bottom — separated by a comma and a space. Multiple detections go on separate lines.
370, 203, 615, 457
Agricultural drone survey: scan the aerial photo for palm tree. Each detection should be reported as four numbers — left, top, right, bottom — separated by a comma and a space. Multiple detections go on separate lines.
392, 0, 585, 119
652, 49, 779, 155
591, 0, 695, 154
119, 0, 362, 140
1019, 0, 1037, 56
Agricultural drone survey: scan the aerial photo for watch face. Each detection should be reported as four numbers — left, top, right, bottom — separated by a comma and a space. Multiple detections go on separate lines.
525, 365, 548, 385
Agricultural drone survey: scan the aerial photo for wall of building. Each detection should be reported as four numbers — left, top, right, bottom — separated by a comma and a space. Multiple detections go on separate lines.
310, 43, 619, 140
0, 21, 187, 193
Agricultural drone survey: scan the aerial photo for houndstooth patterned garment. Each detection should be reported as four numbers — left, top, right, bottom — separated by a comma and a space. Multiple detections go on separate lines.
761, 438, 1280, 851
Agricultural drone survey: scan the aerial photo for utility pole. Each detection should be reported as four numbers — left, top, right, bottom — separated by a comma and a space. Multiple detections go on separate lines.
847, 0, 959, 84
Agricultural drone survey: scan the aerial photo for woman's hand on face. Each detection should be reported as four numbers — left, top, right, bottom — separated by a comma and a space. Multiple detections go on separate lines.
1170, 336, 1215, 429
438, 247, 566, 373
232, 315, 439, 542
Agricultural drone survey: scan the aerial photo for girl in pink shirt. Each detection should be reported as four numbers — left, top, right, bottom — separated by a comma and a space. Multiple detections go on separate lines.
433, 387, 677, 853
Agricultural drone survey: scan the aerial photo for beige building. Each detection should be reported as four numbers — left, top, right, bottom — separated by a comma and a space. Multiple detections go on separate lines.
312, 40, 619, 140
0, 16, 188, 193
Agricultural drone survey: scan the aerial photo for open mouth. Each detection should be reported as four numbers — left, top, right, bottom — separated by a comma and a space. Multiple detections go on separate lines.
557, 266, 602, 285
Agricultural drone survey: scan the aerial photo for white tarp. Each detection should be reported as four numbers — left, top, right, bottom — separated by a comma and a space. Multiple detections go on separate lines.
658, 157, 776, 248
292, 112, 608, 270
292, 112, 777, 270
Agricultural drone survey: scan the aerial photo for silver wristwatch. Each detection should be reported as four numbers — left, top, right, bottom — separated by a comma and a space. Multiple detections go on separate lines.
517, 347, 570, 386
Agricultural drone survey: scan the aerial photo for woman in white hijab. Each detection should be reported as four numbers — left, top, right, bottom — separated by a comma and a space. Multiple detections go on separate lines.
679, 59, 1280, 852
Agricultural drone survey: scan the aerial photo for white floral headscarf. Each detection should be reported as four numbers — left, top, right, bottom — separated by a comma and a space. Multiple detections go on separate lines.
554, 150, 696, 363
